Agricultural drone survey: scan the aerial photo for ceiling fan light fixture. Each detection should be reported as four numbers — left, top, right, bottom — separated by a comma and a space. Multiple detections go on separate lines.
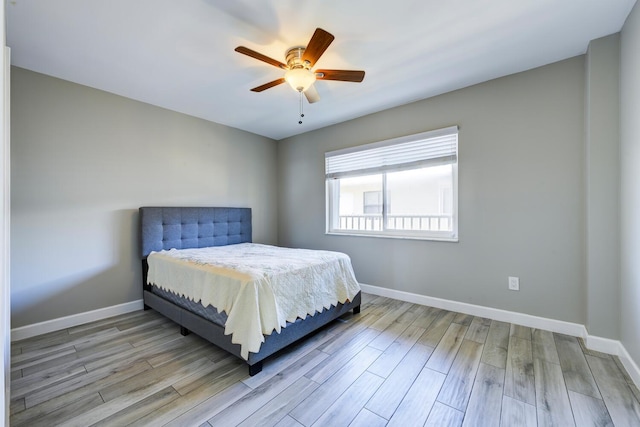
284, 67, 316, 92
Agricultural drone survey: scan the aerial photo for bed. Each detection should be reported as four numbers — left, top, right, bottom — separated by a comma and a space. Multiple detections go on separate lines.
139, 206, 362, 375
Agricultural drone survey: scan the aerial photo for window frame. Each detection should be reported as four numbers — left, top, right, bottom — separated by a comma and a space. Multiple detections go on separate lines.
325, 126, 459, 242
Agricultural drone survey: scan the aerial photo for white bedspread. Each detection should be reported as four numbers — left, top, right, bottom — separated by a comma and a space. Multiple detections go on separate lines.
146, 243, 360, 359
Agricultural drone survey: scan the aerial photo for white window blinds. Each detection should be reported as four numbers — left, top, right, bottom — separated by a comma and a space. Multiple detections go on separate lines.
325, 126, 458, 179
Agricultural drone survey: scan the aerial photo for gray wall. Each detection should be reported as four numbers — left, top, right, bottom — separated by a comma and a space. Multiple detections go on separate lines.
11, 67, 278, 328
278, 57, 587, 325
620, 2, 640, 368
585, 34, 620, 339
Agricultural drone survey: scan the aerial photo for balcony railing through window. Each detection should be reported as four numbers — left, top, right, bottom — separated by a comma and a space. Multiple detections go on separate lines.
338, 214, 453, 232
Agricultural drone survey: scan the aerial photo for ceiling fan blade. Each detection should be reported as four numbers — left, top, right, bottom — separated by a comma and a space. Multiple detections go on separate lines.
250, 78, 286, 92
302, 28, 335, 66
304, 84, 320, 104
316, 69, 365, 82
235, 46, 287, 69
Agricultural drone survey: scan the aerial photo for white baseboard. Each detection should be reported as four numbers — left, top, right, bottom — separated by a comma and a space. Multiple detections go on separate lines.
585, 335, 623, 355
359, 284, 587, 336
359, 283, 640, 388
11, 299, 144, 342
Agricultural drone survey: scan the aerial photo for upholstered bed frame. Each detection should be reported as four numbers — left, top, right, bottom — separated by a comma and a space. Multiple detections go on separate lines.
139, 206, 361, 375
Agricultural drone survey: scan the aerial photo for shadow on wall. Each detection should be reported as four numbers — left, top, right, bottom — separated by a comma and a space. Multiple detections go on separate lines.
11, 209, 142, 328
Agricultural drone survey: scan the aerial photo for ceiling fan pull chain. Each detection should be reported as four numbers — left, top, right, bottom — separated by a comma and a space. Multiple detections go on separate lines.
298, 91, 304, 124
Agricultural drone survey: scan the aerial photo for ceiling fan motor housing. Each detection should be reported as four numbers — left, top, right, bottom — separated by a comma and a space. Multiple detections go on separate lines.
286, 47, 311, 70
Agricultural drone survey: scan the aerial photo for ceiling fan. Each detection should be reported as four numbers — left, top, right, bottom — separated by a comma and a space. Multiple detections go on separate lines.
234, 28, 365, 104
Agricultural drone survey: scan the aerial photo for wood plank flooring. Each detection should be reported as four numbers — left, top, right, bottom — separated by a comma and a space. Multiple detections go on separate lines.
10, 293, 640, 426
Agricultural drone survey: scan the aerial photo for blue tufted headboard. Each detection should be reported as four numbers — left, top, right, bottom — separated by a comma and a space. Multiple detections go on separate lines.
139, 207, 252, 258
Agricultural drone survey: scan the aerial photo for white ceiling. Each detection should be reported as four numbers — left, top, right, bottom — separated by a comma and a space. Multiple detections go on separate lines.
7, 0, 637, 140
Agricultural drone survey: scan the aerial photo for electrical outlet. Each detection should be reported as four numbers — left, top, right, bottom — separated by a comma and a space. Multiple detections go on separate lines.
508, 276, 520, 291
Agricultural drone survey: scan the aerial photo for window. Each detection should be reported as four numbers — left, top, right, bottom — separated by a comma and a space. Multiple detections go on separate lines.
325, 126, 458, 241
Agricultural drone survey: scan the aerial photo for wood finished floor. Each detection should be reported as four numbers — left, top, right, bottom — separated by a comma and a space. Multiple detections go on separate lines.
10, 293, 640, 426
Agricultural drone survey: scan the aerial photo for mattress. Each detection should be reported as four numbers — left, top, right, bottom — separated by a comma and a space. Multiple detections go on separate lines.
146, 243, 361, 359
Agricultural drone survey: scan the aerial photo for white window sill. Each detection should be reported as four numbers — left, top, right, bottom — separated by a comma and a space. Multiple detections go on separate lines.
325, 230, 459, 242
